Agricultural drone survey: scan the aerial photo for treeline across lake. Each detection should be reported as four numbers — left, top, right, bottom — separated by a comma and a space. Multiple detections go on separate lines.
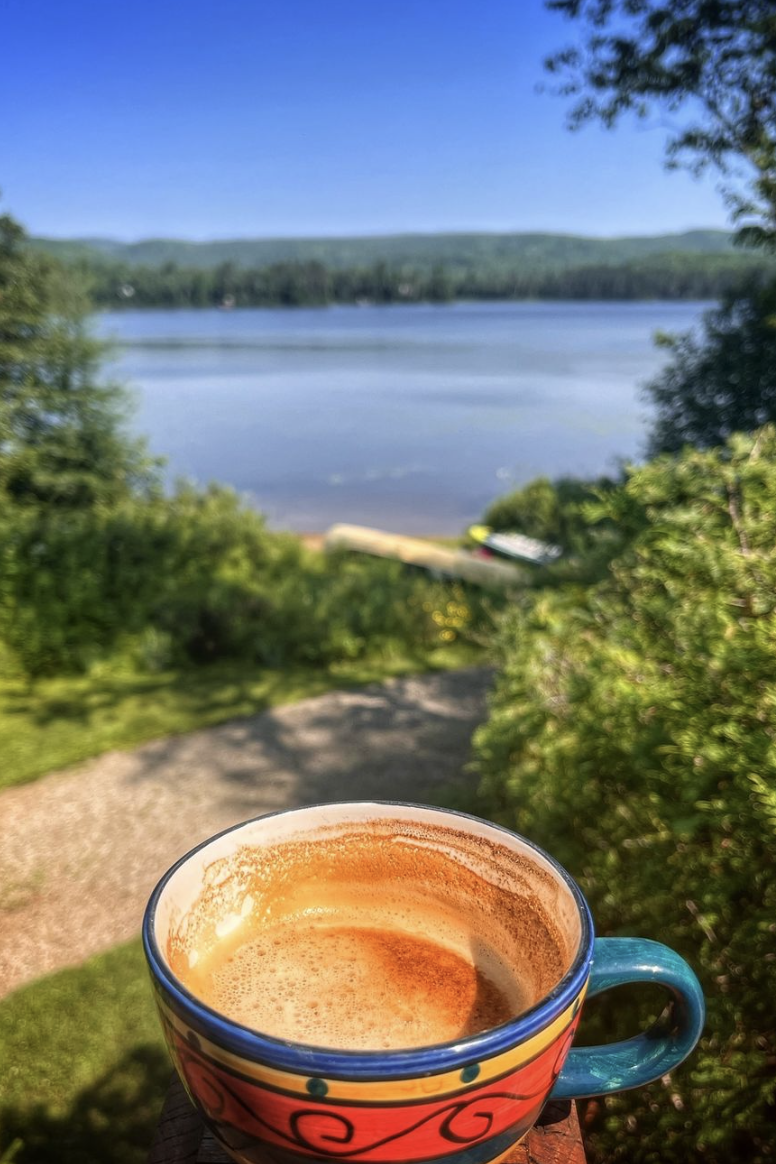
73, 250, 774, 308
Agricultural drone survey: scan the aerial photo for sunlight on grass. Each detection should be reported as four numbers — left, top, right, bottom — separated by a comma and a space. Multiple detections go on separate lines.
0, 941, 167, 1164
0, 644, 482, 792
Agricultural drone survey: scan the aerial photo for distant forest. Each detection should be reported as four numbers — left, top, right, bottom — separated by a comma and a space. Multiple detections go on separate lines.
32, 227, 738, 270
30, 229, 774, 307
68, 251, 773, 308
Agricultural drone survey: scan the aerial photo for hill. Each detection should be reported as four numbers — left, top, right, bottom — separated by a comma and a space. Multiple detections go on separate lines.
30, 229, 736, 273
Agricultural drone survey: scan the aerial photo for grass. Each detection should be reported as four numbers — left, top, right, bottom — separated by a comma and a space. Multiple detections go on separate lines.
0, 643, 482, 793
0, 941, 167, 1164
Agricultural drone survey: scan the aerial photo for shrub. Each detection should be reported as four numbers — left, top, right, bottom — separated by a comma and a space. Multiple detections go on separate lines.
481, 475, 626, 586
0, 484, 300, 674
483, 475, 595, 544
0, 484, 489, 676
287, 553, 483, 664
473, 430, 776, 1162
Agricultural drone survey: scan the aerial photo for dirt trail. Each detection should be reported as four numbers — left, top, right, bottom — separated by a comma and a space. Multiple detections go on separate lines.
0, 667, 493, 999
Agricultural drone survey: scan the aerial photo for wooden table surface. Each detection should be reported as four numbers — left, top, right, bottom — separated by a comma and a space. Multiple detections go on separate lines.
148, 1076, 587, 1164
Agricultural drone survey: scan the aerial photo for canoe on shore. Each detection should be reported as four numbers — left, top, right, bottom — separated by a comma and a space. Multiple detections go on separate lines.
324, 524, 525, 589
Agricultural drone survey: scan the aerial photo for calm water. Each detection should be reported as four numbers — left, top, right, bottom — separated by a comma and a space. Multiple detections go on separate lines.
99, 301, 707, 534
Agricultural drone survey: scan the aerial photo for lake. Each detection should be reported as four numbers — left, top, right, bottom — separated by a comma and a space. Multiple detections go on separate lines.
99, 301, 707, 535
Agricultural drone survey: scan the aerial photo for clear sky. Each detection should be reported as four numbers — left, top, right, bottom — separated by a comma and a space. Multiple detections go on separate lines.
2, 0, 728, 240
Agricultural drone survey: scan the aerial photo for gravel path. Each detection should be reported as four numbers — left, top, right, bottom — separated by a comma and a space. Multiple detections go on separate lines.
0, 667, 493, 1000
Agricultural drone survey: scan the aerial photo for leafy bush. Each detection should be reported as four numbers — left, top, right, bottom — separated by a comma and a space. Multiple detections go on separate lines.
483, 475, 597, 542
474, 430, 776, 1163
288, 553, 483, 664
481, 475, 624, 586
0, 483, 487, 676
0, 485, 289, 673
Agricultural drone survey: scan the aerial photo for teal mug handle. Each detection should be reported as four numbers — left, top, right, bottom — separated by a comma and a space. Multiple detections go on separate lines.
551, 937, 705, 1099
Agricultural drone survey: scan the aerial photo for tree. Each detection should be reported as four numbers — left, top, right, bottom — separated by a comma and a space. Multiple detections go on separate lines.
545, 2, 776, 451
545, 1, 776, 249
0, 209, 154, 506
427, 263, 454, 302
647, 281, 776, 454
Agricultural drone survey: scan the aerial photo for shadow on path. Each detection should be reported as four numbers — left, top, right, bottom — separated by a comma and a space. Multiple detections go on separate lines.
125, 667, 495, 814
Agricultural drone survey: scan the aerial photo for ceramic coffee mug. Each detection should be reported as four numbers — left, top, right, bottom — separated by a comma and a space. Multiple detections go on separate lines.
143, 803, 705, 1164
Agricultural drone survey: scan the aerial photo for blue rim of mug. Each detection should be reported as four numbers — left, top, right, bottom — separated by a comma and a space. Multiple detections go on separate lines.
142, 802, 595, 1079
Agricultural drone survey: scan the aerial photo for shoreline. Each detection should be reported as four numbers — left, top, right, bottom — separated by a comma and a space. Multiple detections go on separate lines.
95, 295, 718, 315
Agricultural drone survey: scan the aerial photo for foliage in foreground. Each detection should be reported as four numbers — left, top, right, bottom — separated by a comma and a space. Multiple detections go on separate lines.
0, 210, 153, 508
483, 475, 599, 544
474, 430, 776, 1162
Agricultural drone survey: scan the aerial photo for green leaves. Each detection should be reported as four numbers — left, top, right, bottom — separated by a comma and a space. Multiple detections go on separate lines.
545, 0, 776, 251
0, 210, 156, 509
475, 430, 776, 1161
0, 483, 492, 677
644, 280, 776, 455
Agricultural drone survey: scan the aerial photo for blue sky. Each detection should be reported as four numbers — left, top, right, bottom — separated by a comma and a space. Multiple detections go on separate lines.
3, 0, 727, 240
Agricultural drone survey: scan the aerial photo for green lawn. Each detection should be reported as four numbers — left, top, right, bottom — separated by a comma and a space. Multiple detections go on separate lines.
0, 941, 166, 1164
0, 644, 480, 793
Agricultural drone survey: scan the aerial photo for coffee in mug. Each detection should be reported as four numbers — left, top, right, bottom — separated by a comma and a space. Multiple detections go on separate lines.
169, 818, 570, 1049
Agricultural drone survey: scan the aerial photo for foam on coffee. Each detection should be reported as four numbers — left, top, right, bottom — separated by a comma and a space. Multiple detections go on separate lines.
169, 818, 571, 1051
184, 917, 517, 1049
